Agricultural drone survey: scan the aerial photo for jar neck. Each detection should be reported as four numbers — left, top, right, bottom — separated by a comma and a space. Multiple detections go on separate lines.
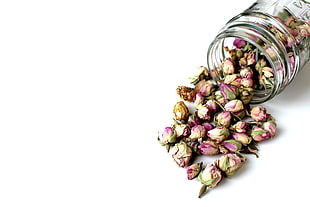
207, 4, 310, 103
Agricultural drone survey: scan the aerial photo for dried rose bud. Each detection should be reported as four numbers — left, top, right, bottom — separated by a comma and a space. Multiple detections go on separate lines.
220, 83, 239, 100
198, 141, 219, 156
188, 113, 201, 127
170, 141, 193, 168
240, 78, 253, 87
159, 127, 177, 145
251, 126, 271, 142
199, 81, 215, 97
206, 100, 218, 113
224, 100, 244, 112
198, 163, 223, 188
187, 162, 202, 180
233, 38, 246, 48
240, 68, 253, 79
262, 121, 277, 138
194, 92, 204, 109
174, 124, 191, 138
239, 87, 254, 104
189, 125, 206, 141
224, 74, 241, 87
173, 101, 190, 121
215, 90, 228, 105
176, 86, 196, 102
215, 153, 246, 177
255, 58, 267, 70
202, 122, 213, 131
207, 126, 230, 143
221, 140, 242, 152
197, 104, 211, 121
232, 132, 252, 145
259, 67, 274, 88
250, 105, 267, 121
247, 51, 256, 65
222, 58, 235, 75
215, 111, 232, 128
230, 121, 249, 133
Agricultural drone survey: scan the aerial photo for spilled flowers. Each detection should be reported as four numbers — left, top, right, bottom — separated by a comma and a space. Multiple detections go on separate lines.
158, 39, 277, 198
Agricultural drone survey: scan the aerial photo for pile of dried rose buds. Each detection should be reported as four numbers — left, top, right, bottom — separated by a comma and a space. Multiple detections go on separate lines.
158, 39, 277, 198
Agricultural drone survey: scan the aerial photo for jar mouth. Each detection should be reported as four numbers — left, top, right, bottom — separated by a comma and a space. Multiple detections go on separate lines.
207, 14, 295, 104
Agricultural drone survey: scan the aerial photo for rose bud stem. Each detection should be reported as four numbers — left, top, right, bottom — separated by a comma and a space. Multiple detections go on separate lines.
198, 184, 208, 199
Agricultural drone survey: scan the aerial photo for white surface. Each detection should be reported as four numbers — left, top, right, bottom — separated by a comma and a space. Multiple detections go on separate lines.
1, 0, 309, 206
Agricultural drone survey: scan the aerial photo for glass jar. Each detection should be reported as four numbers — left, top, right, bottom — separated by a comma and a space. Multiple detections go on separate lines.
207, 0, 310, 103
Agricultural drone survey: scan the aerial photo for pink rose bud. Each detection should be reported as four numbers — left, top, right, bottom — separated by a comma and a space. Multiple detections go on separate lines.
240, 78, 253, 87
224, 74, 242, 87
206, 100, 218, 113
215, 111, 232, 128
251, 126, 271, 142
262, 121, 277, 138
224, 100, 244, 112
230, 121, 249, 133
197, 104, 211, 121
198, 163, 223, 188
170, 141, 193, 168
202, 122, 214, 131
222, 58, 235, 75
189, 125, 207, 141
247, 51, 256, 65
160, 127, 177, 144
250, 105, 267, 121
194, 92, 204, 109
199, 81, 215, 97
198, 141, 219, 156
186, 162, 202, 180
233, 38, 246, 48
174, 124, 191, 138
188, 114, 201, 127
207, 126, 230, 143
232, 132, 252, 145
240, 68, 253, 79
215, 153, 246, 177
221, 140, 242, 152
220, 83, 239, 100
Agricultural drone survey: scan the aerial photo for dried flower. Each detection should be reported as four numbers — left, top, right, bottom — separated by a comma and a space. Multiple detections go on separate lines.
221, 140, 242, 153
176, 86, 196, 102
239, 87, 254, 104
222, 58, 235, 75
188, 113, 201, 127
224, 99, 244, 112
173, 101, 190, 121
233, 38, 246, 48
220, 82, 239, 100
230, 121, 249, 133
247, 51, 256, 65
202, 122, 213, 131
198, 141, 219, 156
194, 92, 204, 108
187, 162, 202, 180
189, 125, 207, 141
224, 74, 242, 87
250, 105, 267, 121
240, 78, 253, 87
262, 121, 277, 138
251, 126, 271, 142
240, 68, 253, 79
232, 132, 252, 145
198, 163, 223, 188
159, 127, 177, 145
207, 126, 230, 143
171, 141, 193, 168
197, 104, 211, 121
206, 100, 218, 113
215, 153, 246, 177
174, 124, 191, 138
215, 111, 232, 128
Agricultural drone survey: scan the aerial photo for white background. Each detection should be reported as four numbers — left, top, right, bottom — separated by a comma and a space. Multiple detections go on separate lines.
1, 0, 310, 206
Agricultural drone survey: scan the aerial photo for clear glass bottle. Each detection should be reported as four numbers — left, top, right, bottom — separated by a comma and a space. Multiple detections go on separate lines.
207, 0, 310, 103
